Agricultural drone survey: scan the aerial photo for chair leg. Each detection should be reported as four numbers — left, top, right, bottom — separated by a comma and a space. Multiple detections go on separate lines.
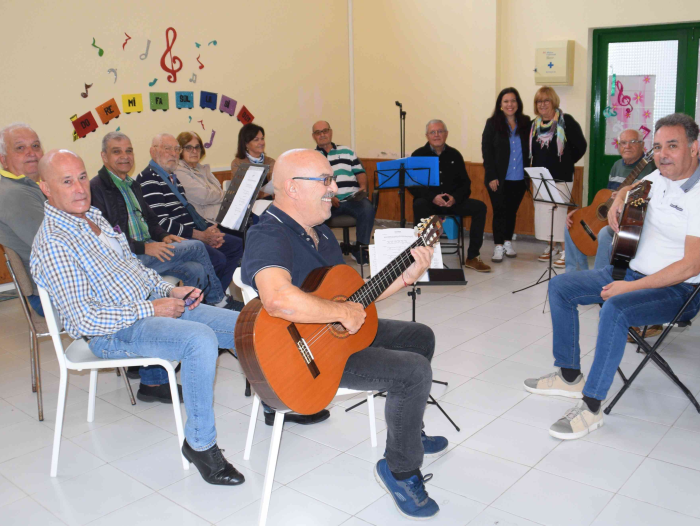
259, 412, 285, 526
32, 333, 43, 421
367, 392, 377, 448
244, 394, 261, 460
115, 368, 121, 376
166, 364, 189, 470
29, 332, 37, 393
120, 368, 136, 405
87, 370, 98, 422
50, 369, 69, 477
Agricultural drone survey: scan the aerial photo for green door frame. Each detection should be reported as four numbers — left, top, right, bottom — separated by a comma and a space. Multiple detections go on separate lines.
589, 22, 699, 202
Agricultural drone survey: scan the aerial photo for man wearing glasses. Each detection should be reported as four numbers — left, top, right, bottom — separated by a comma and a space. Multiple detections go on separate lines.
411, 119, 490, 272
311, 120, 375, 265
137, 134, 243, 310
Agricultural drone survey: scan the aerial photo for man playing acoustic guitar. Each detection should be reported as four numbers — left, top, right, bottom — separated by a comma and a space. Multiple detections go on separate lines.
241, 149, 447, 520
524, 113, 700, 440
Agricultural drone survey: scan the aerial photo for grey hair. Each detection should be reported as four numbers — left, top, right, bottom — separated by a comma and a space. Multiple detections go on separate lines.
655, 113, 699, 144
425, 119, 448, 134
151, 133, 175, 147
101, 131, 131, 152
0, 122, 37, 156
312, 121, 331, 132
618, 129, 643, 142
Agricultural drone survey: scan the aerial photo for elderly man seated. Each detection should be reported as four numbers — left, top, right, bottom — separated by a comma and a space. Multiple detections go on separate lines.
137, 134, 243, 308
31, 149, 244, 486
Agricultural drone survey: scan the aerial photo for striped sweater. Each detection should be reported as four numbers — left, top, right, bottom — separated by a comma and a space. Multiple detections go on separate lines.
135, 164, 197, 238
316, 143, 365, 194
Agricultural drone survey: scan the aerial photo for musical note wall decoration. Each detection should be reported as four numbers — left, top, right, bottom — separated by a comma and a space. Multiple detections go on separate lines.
91, 38, 104, 57
204, 130, 216, 148
107, 68, 118, 83
196, 54, 204, 70
189, 73, 197, 83
81, 83, 93, 98
195, 42, 201, 48
149, 78, 158, 87
122, 32, 131, 50
197, 119, 205, 130
208, 40, 217, 46
175, 91, 194, 109
140, 40, 151, 60
160, 27, 183, 83
188, 116, 192, 123
116, 127, 120, 132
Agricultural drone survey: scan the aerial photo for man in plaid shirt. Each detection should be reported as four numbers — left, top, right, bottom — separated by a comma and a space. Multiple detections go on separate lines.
31, 150, 244, 486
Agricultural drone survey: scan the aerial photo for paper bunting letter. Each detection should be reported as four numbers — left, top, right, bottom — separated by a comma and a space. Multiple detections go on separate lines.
72, 111, 99, 138
237, 105, 254, 125
95, 98, 121, 125
122, 94, 144, 114
199, 91, 218, 110
175, 91, 194, 109
69, 114, 79, 142
149, 92, 170, 111
219, 95, 237, 116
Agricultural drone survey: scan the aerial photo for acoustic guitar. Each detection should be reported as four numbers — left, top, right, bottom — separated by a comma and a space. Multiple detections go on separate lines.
569, 150, 655, 256
234, 216, 443, 415
610, 180, 653, 280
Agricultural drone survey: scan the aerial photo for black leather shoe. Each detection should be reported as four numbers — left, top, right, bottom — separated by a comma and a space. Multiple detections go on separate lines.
126, 366, 141, 380
137, 383, 183, 404
182, 440, 245, 486
264, 409, 331, 426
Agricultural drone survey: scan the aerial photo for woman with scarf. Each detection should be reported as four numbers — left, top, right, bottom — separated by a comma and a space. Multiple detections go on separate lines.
231, 123, 275, 198
530, 86, 587, 266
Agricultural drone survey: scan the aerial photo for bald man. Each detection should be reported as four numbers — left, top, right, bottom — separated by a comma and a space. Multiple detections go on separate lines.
241, 149, 445, 520
31, 150, 245, 486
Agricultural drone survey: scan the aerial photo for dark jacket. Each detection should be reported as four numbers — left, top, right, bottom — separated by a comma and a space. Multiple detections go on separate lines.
481, 116, 531, 185
409, 143, 471, 202
90, 166, 168, 255
530, 113, 587, 183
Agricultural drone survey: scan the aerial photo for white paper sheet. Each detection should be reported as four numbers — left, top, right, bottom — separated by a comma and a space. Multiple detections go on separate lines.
221, 166, 265, 230
525, 167, 567, 204
371, 228, 443, 283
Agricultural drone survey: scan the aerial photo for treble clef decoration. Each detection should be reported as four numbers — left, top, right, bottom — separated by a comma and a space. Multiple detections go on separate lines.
616, 80, 633, 119
160, 27, 183, 83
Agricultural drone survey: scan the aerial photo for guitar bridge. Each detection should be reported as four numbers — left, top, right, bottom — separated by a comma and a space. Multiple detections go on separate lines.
579, 220, 597, 241
287, 324, 320, 378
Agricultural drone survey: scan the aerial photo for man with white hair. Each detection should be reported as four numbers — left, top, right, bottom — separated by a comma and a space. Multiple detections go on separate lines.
0, 123, 46, 315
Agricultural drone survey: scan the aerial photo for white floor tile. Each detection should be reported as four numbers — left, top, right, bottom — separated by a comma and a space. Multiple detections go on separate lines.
649, 426, 700, 471
287, 454, 384, 515
0, 496, 67, 526
674, 404, 700, 433
535, 440, 644, 492
591, 494, 700, 526
620, 458, 700, 518
493, 469, 613, 526
40, 398, 132, 439
439, 312, 506, 332
618, 361, 700, 400
95, 387, 153, 415
501, 394, 581, 430
422, 401, 496, 450
605, 387, 689, 426
0, 472, 26, 507
439, 379, 529, 416
581, 413, 670, 456
31, 464, 153, 526
0, 420, 55, 464
432, 349, 501, 378
88, 493, 209, 526
431, 324, 483, 356
218, 485, 350, 526
429, 445, 528, 504
0, 400, 34, 429
212, 374, 254, 410
469, 507, 544, 526
340, 518, 374, 526
463, 419, 560, 467
475, 360, 552, 391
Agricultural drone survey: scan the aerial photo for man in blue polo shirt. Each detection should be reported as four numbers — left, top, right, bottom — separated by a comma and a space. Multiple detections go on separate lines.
242, 149, 447, 520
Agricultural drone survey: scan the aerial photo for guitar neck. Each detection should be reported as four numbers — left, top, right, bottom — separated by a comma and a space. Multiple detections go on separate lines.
603, 154, 652, 208
348, 237, 426, 308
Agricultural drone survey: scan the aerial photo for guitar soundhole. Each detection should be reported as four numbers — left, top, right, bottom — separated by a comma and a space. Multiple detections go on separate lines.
330, 295, 352, 339
598, 205, 609, 220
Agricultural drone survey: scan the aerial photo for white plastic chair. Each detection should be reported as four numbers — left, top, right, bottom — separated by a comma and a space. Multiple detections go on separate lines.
37, 286, 189, 477
232, 268, 377, 526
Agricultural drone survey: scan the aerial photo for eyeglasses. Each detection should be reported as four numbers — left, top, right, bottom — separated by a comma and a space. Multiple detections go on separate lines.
312, 128, 331, 136
183, 145, 202, 152
618, 140, 643, 147
292, 174, 337, 186
427, 129, 447, 136
159, 146, 182, 154
536, 99, 552, 105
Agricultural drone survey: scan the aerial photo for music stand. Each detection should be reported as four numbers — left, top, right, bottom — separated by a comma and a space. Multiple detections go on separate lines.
513, 171, 576, 308
215, 163, 269, 234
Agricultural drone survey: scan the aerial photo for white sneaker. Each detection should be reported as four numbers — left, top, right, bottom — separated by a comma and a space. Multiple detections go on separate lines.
549, 400, 604, 440
492, 245, 504, 262
504, 241, 517, 258
553, 251, 566, 268
538, 246, 559, 262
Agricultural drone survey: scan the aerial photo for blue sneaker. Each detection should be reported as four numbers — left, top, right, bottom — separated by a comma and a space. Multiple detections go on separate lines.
421, 431, 448, 456
374, 459, 439, 520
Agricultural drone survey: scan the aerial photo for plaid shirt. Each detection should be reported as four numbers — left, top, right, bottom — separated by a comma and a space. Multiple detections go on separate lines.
108, 170, 150, 242
30, 203, 174, 339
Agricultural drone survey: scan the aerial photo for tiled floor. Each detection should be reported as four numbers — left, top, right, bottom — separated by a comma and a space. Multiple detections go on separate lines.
2, 235, 700, 525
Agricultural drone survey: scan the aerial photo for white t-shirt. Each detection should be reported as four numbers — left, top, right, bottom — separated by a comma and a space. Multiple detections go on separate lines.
98, 231, 125, 259
629, 168, 700, 283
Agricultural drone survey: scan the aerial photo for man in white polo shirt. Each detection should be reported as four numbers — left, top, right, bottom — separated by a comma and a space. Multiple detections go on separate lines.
524, 113, 700, 440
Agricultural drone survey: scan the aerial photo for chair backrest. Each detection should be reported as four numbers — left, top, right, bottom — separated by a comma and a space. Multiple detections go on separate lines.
36, 286, 69, 366
232, 267, 258, 304
3, 246, 33, 298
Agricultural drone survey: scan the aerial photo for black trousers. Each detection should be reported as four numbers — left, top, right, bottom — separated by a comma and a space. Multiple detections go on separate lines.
413, 197, 487, 260
487, 179, 528, 246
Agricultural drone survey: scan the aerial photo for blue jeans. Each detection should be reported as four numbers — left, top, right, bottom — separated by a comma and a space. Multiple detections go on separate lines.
330, 199, 376, 246
564, 225, 615, 272
203, 234, 243, 294
137, 239, 224, 304
88, 304, 238, 451
27, 294, 44, 317
549, 266, 700, 400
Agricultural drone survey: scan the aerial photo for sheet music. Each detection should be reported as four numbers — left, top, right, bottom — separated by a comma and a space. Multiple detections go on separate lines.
371, 229, 443, 282
221, 166, 265, 230
525, 167, 567, 204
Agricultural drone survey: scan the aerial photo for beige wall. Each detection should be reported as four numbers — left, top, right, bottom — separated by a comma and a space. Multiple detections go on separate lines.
0, 0, 351, 176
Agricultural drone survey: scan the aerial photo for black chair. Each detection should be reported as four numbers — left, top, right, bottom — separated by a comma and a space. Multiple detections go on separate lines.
438, 215, 466, 265
605, 285, 700, 415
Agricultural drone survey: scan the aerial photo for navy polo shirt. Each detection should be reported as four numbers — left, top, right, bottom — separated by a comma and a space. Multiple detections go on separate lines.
241, 205, 345, 292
